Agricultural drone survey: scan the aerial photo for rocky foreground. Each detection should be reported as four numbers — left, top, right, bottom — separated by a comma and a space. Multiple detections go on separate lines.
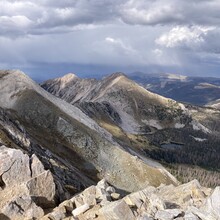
0, 146, 219, 220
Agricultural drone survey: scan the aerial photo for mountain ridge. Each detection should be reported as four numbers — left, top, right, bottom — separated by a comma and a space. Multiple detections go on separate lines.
42, 71, 220, 189
0, 70, 178, 194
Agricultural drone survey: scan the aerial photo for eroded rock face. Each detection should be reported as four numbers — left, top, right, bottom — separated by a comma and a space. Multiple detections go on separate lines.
0, 146, 56, 219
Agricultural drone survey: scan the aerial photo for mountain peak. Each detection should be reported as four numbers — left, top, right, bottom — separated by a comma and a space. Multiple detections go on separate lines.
106, 72, 126, 79
0, 69, 26, 78
102, 72, 127, 84
59, 73, 78, 82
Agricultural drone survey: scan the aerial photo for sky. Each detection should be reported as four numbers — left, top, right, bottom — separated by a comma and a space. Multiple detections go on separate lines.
1, 0, 220, 81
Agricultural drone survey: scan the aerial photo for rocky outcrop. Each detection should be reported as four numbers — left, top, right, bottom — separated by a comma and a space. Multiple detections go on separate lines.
0, 146, 56, 219
43, 179, 220, 220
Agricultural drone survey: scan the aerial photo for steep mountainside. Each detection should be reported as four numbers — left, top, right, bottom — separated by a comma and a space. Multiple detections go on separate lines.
0, 70, 178, 196
42, 72, 220, 187
128, 72, 220, 106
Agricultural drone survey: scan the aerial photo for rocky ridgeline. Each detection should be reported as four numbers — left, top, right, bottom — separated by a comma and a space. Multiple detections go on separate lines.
43, 179, 220, 220
1, 146, 219, 220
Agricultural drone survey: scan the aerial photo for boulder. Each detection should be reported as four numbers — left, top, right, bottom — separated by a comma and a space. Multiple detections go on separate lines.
25, 170, 56, 208
0, 146, 56, 219
99, 200, 135, 220
106, 186, 115, 194
1, 194, 44, 220
202, 186, 220, 218
72, 203, 90, 217
0, 146, 31, 188
155, 209, 184, 220
184, 212, 199, 220
188, 206, 216, 220
97, 179, 109, 190
124, 186, 165, 216
30, 154, 45, 177
111, 192, 120, 200
158, 180, 206, 209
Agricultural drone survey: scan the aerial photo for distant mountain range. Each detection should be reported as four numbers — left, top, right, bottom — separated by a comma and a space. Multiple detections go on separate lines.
128, 72, 220, 106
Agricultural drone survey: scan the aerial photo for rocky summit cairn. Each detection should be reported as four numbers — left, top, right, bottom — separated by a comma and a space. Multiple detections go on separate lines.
0, 146, 56, 220
41, 179, 220, 220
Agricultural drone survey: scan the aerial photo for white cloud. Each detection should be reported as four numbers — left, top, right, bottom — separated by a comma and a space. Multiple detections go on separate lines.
105, 37, 137, 55
156, 26, 215, 48
152, 49, 163, 57
120, 1, 181, 25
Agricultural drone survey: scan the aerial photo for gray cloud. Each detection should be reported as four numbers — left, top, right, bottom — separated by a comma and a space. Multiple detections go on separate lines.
120, 0, 220, 26
2, 0, 220, 37
0, 0, 220, 78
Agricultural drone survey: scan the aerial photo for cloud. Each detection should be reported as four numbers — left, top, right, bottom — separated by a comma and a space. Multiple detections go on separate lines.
105, 37, 137, 54
119, 0, 220, 26
155, 25, 220, 57
1, 0, 220, 78
0, 0, 125, 37
1, 0, 220, 37
156, 26, 215, 48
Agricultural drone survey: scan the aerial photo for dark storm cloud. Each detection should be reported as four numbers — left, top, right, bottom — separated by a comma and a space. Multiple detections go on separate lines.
1, 0, 220, 36
0, 0, 126, 36
1, 0, 220, 78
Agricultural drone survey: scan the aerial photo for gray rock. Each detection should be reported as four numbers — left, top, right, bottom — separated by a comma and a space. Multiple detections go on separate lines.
155, 209, 184, 220
106, 186, 116, 194
1, 194, 44, 220
202, 186, 220, 218
72, 203, 90, 217
99, 200, 135, 220
188, 206, 216, 220
184, 212, 199, 220
26, 170, 56, 208
97, 179, 109, 190
111, 192, 120, 200
158, 180, 206, 209
0, 146, 31, 188
124, 186, 164, 216
30, 154, 45, 177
